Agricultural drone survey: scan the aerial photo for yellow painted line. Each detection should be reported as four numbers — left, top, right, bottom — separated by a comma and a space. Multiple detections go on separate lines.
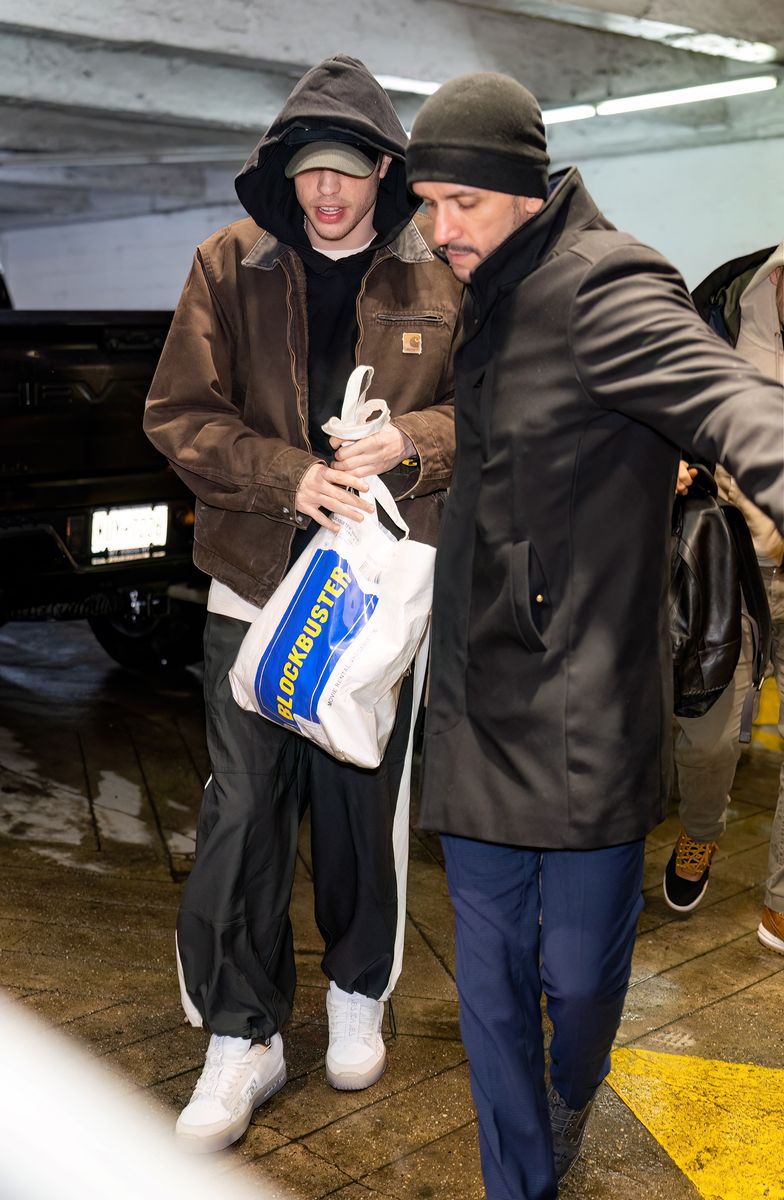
754, 677, 781, 728
752, 727, 784, 753
608, 1048, 784, 1199
751, 678, 783, 751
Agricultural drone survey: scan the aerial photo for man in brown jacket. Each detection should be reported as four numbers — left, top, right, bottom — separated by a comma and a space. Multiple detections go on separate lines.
144, 54, 461, 1153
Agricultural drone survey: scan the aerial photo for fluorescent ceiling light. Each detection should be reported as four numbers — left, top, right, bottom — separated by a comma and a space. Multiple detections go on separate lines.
375, 74, 440, 96
596, 74, 778, 116
535, 74, 779, 127
663, 32, 778, 64
482, 4, 778, 66
543, 104, 596, 124
383, 72, 778, 127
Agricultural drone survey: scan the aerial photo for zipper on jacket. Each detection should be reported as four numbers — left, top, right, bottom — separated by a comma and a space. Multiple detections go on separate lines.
354, 251, 390, 362
283, 263, 311, 451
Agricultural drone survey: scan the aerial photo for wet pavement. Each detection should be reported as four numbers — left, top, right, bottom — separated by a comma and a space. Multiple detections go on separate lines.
0, 619, 782, 1199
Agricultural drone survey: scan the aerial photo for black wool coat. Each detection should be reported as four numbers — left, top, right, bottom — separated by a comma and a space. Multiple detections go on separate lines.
419, 168, 784, 849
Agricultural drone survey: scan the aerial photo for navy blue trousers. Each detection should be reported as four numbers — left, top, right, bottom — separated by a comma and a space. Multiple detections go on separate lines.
441, 835, 645, 1200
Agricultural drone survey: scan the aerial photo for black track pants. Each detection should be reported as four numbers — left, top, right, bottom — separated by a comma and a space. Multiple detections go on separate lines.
176, 613, 417, 1039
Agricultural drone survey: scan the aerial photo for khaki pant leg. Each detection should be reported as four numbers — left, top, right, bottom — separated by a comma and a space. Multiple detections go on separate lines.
764, 568, 784, 911
673, 615, 754, 842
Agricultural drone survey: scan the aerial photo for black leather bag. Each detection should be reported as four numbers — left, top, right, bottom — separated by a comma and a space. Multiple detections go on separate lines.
670, 465, 772, 741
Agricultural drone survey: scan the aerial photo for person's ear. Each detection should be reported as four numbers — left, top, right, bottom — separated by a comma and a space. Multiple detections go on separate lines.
378, 154, 393, 180
523, 196, 545, 215
768, 266, 783, 286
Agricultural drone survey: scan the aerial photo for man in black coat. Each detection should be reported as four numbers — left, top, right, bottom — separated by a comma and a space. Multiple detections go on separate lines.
406, 73, 784, 1200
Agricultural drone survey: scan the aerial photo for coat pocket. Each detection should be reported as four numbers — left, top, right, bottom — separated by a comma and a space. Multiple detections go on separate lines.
375, 312, 446, 325
508, 540, 548, 653
467, 540, 549, 660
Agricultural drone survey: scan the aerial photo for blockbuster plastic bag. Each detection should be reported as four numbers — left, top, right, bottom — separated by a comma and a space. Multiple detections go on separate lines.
229, 366, 435, 769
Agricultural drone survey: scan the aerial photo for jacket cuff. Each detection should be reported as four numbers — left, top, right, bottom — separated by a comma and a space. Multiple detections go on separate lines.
251, 445, 322, 526
389, 411, 453, 498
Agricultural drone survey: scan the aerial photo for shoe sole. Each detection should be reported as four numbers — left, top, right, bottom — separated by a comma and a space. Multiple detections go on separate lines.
662, 869, 710, 913
757, 923, 784, 956
555, 1147, 584, 1183
325, 1053, 387, 1092
176, 1063, 288, 1154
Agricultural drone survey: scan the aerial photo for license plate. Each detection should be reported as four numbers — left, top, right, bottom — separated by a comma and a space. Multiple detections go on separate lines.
90, 504, 169, 558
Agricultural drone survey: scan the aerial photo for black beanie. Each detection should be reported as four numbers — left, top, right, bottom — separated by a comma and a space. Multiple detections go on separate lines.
406, 72, 550, 198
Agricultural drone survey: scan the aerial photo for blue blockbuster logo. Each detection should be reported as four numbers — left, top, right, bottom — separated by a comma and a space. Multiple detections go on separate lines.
254, 549, 379, 727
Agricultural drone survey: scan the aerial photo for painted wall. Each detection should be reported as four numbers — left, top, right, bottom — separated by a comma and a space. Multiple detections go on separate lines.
0, 203, 243, 311
0, 136, 781, 309
575, 136, 783, 289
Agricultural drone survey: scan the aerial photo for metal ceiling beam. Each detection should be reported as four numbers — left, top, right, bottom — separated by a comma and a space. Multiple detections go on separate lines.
0, 195, 239, 232
0, 181, 88, 214
446, 0, 782, 61
0, 0, 753, 104
0, 30, 293, 133
509, 0, 782, 48
7, 0, 780, 62
0, 0, 781, 230
0, 104, 252, 161
0, 162, 216, 196
548, 82, 784, 160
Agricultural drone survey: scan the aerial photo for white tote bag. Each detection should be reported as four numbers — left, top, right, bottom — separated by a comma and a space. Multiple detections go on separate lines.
229, 366, 435, 769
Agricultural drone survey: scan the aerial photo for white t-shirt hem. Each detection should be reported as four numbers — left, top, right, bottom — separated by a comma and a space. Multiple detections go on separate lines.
207, 578, 262, 623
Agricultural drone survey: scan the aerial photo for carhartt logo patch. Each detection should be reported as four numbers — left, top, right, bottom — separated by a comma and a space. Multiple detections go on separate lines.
402, 332, 422, 354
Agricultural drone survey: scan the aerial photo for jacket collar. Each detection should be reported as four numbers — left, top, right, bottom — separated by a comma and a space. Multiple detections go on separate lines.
467, 167, 601, 317
240, 218, 433, 271
389, 219, 433, 264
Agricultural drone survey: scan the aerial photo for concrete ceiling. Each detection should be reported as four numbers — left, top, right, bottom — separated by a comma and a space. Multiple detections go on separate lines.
0, 0, 781, 230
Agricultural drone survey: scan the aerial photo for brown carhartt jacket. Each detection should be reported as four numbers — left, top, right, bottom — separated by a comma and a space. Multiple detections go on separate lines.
145, 53, 462, 607
144, 212, 461, 607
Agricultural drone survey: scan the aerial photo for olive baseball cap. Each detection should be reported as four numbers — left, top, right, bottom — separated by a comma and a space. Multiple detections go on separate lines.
284, 137, 378, 178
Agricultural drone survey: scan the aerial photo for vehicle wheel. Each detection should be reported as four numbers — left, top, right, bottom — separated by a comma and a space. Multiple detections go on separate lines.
88, 601, 206, 671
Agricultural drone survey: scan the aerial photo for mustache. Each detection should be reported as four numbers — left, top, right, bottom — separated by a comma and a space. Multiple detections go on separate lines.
439, 242, 479, 256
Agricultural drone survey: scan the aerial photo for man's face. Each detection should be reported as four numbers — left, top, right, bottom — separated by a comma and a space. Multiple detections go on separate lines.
295, 156, 391, 251
411, 181, 544, 282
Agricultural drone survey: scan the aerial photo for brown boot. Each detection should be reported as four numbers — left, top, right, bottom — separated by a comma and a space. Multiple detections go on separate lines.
662, 828, 719, 913
757, 906, 784, 956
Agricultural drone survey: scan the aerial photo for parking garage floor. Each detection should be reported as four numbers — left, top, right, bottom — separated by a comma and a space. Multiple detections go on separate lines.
1, 619, 782, 1199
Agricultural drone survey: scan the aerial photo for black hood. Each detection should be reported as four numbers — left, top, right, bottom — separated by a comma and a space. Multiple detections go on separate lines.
235, 55, 415, 253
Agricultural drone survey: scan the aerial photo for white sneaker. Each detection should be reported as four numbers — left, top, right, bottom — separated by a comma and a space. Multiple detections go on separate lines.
176, 1033, 286, 1153
325, 981, 386, 1091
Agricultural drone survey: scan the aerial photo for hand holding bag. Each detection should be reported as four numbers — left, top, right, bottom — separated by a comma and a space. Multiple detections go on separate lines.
229, 366, 435, 768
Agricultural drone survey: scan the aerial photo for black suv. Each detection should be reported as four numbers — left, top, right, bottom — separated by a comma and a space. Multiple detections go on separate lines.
0, 274, 207, 670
